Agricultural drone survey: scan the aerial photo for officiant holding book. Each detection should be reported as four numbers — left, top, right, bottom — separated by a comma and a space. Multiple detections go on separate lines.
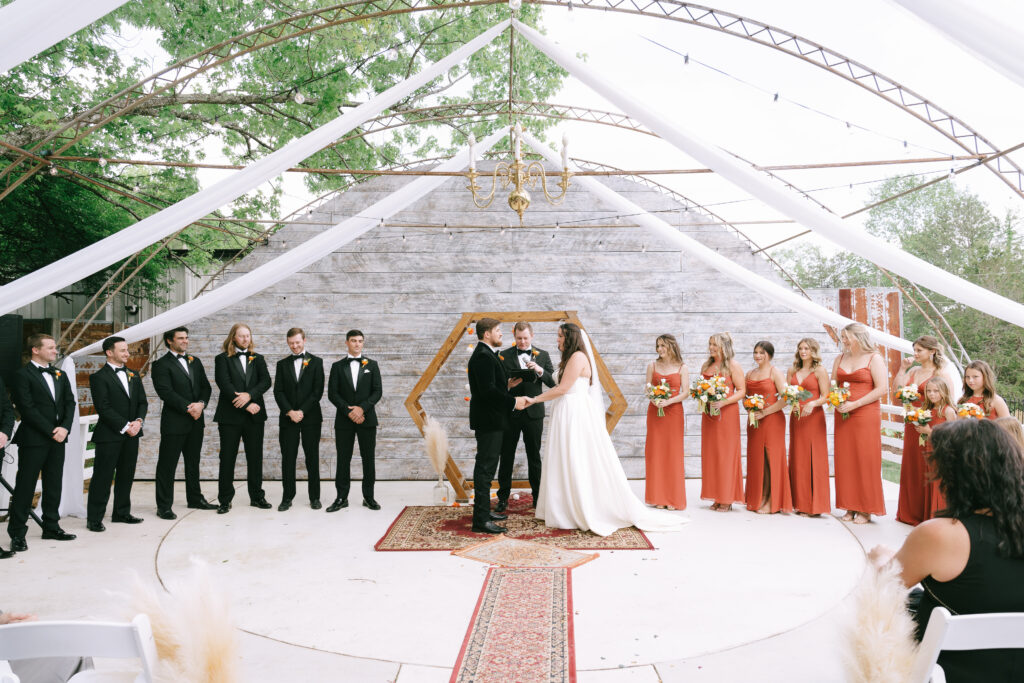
498, 322, 556, 512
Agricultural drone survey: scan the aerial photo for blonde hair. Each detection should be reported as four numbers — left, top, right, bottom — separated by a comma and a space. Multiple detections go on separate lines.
922, 376, 954, 413
994, 417, 1024, 451
791, 337, 822, 374
913, 335, 945, 368
963, 360, 998, 415
655, 334, 682, 365
222, 323, 254, 356
703, 332, 735, 372
842, 322, 877, 355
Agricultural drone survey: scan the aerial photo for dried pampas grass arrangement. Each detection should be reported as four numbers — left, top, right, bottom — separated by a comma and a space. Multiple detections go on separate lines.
842, 559, 919, 683
424, 416, 449, 477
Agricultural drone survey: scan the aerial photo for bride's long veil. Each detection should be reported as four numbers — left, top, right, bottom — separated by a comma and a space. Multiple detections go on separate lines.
579, 330, 608, 422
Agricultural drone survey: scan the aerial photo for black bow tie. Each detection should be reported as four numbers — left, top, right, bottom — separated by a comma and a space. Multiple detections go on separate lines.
36, 365, 56, 375
175, 354, 187, 360
345, 357, 362, 364
292, 354, 305, 360
518, 349, 532, 355
114, 366, 128, 374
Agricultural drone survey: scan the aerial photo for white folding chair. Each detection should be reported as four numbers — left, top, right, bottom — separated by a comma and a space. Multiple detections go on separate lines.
910, 607, 1024, 683
0, 614, 157, 683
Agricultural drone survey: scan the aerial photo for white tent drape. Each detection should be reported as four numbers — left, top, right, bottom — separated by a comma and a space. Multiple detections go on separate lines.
56, 356, 86, 517
0, 19, 511, 316
520, 132, 913, 353
512, 19, 1024, 331
71, 131, 505, 357
0, 0, 129, 74
891, 0, 1024, 89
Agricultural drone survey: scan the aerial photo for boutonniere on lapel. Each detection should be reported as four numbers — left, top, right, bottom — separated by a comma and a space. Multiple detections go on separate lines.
54, 369, 62, 378
127, 371, 136, 380
187, 355, 194, 363
498, 355, 505, 361
532, 350, 540, 358
302, 359, 310, 368
247, 354, 255, 363
361, 359, 368, 367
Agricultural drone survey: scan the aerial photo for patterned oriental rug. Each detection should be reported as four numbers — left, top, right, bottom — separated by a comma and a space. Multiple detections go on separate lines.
451, 567, 575, 683
374, 495, 653, 551
453, 536, 598, 569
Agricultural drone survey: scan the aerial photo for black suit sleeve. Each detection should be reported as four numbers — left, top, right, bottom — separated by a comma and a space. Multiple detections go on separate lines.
327, 363, 350, 413
251, 356, 271, 399
59, 373, 76, 432
360, 361, 382, 413
469, 352, 516, 413
0, 376, 14, 439
273, 359, 292, 413
300, 360, 325, 414
539, 352, 556, 389
135, 374, 148, 422
152, 359, 189, 414
194, 360, 212, 406
215, 354, 242, 398
91, 372, 129, 433
13, 370, 56, 436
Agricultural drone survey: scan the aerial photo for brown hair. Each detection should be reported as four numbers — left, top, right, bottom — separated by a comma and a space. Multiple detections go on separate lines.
655, 334, 682, 365
790, 337, 822, 374
963, 360, 998, 415
994, 417, 1024, 451
513, 321, 533, 334
922, 376, 954, 413
476, 318, 501, 340
558, 323, 591, 385
913, 335, 945, 368
27, 333, 55, 351
286, 327, 305, 339
703, 332, 735, 373
222, 323, 254, 356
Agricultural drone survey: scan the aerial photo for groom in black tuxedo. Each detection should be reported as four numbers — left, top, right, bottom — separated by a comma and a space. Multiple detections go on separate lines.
468, 318, 528, 533
498, 321, 555, 511
273, 327, 324, 511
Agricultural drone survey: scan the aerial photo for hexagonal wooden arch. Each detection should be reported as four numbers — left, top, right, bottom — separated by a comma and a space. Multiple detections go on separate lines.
404, 311, 626, 501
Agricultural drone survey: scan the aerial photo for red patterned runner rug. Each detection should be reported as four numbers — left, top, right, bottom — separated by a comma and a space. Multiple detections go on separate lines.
451, 567, 575, 683
375, 495, 652, 551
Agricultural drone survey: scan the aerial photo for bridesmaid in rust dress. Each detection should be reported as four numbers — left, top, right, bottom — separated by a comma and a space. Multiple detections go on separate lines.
917, 376, 956, 520
831, 323, 888, 524
744, 341, 792, 513
962, 360, 1010, 419
644, 334, 689, 510
788, 338, 831, 516
699, 332, 745, 511
893, 335, 945, 526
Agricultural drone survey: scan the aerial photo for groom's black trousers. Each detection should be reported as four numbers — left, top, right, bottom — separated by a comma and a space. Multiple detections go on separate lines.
472, 430, 503, 527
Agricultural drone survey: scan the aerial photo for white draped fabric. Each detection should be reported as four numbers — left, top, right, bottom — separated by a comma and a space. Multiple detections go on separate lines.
71, 131, 504, 357
0, 19, 511, 316
0, 0, 129, 74
57, 356, 86, 517
891, 0, 1024, 88
520, 132, 913, 353
512, 19, 1024, 331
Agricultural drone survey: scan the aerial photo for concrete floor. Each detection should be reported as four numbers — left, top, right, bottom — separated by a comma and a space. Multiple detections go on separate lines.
3, 478, 909, 682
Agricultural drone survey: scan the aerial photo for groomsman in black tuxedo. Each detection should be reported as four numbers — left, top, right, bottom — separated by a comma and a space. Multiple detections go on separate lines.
327, 330, 382, 511
0, 375, 18, 558
468, 318, 528, 534
213, 323, 272, 514
7, 333, 77, 551
87, 336, 148, 531
498, 322, 556, 511
273, 327, 324, 511
150, 327, 216, 519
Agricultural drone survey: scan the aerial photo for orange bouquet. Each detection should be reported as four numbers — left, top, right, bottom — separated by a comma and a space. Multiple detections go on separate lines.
690, 375, 729, 416
827, 381, 852, 421
956, 402, 986, 419
645, 379, 673, 417
743, 394, 765, 427
904, 407, 933, 446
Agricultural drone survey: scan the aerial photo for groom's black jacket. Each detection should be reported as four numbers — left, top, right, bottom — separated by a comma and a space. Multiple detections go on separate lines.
501, 345, 555, 420
468, 343, 516, 432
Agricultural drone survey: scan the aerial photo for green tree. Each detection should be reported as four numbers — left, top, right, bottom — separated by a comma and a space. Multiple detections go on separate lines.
776, 176, 1024, 397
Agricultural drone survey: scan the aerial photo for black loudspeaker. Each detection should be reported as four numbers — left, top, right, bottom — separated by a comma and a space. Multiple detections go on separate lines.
0, 315, 24, 386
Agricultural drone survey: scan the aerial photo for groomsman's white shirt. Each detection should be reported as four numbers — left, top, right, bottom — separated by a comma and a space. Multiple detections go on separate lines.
347, 355, 362, 387
30, 360, 55, 399
235, 348, 248, 372
106, 361, 133, 433
293, 356, 303, 380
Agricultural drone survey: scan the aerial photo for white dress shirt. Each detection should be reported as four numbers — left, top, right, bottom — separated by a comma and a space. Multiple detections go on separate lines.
293, 355, 304, 380
236, 348, 248, 372
107, 362, 133, 434
348, 355, 362, 387
170, 351, 190, 375
30, 360, 56, 399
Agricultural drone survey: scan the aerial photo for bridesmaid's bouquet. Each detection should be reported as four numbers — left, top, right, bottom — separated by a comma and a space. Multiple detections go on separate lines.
894, 384, 920, 408
645, 379, 672, 417
690, 375, 729, 416
956, 402, 986, 419
781, 384, 812, 418
904, 407, 933, 446
827, 381, 852, 421
743, 394, 765, 427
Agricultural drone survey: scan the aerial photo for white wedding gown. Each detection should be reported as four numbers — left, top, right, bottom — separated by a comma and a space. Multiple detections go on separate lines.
536, 375, 689, 537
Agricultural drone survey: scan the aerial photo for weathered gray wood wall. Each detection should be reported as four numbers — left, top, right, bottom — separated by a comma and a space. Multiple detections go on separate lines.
135, 166, 841, 483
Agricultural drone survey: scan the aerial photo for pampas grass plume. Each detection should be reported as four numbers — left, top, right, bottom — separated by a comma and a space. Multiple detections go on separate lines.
843, 559, 918, 683
424, 416, 449, 476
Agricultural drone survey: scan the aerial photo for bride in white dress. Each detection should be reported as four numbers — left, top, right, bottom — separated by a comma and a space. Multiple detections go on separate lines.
526, 323, 688, 537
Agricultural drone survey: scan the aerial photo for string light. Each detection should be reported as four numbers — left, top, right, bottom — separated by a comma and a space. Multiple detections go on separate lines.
294, 92, 305, 104
48, 166, 58, 176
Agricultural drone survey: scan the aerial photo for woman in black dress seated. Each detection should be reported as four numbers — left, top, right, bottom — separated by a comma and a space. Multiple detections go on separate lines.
871, 419, 1024, 681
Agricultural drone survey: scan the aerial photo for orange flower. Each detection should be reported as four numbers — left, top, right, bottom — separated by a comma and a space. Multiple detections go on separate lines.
532, 349, 539, 357
467, 327, 475, 335
464, 396, 470, 401
361, 358, 368, 366
498, 355, 505, 361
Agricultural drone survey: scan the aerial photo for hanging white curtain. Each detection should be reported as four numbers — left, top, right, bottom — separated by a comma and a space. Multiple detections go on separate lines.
71, 131, 505, 357
0, 19, 511, 316
512, 19, 1024, 331
520, 131, 913, 353
0, 0, 129, 74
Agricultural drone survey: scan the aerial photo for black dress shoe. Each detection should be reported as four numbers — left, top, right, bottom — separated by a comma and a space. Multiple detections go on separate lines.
326, 498, 348, 513
41, 528, 77, 541
250, 498, 272, 510
495, 499, 508, 514
187, 499, 218, 510
362, 499, 381, 511
278, 500, 292, 512
10, 537, 27, 551
310, 499, 322, 510
87, 522, 105, 533
217, 503, 231, 514
157, 510, 177, 520
111, 514, 143, 524
0, 547, 13, 559
471, 521, 507, 534
489, 511, 508, 521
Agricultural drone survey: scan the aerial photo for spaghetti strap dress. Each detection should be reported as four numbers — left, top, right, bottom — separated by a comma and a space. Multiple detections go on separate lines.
744, 376, 792, 513
644, 370, 686, 510
788, 370, 831, 515
833, 362, 886, 516
699, 371, 744, 506
921, 412, 948, 520
897, 376, 931, 526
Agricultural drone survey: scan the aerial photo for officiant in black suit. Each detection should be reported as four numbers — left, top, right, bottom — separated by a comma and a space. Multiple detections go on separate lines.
7, 333, 77, 551
468, 318, 528, 534
498, 321, 556, 512
327, 330, 382, 511
87, 336, 148, 531
150, 326, 216, 519
213, 323, 272, 514
273, 327, 324, 511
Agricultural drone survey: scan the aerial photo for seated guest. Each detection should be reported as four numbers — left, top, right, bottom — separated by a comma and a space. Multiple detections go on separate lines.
869, 419, 1024, 682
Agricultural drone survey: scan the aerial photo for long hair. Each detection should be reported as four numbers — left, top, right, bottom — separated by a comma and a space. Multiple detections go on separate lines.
558, 323, 591, 385
928, 420, 1024, 558
962, 360, 998, 415
994, 417, 1024, 451
703, 332, 735, 372
913, 335, 945, 368
655, 334, 682, 365
842, 322, 876, 355
222, 323, 254, 355
921, 376, 953, 413
791, 337, 822, 374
